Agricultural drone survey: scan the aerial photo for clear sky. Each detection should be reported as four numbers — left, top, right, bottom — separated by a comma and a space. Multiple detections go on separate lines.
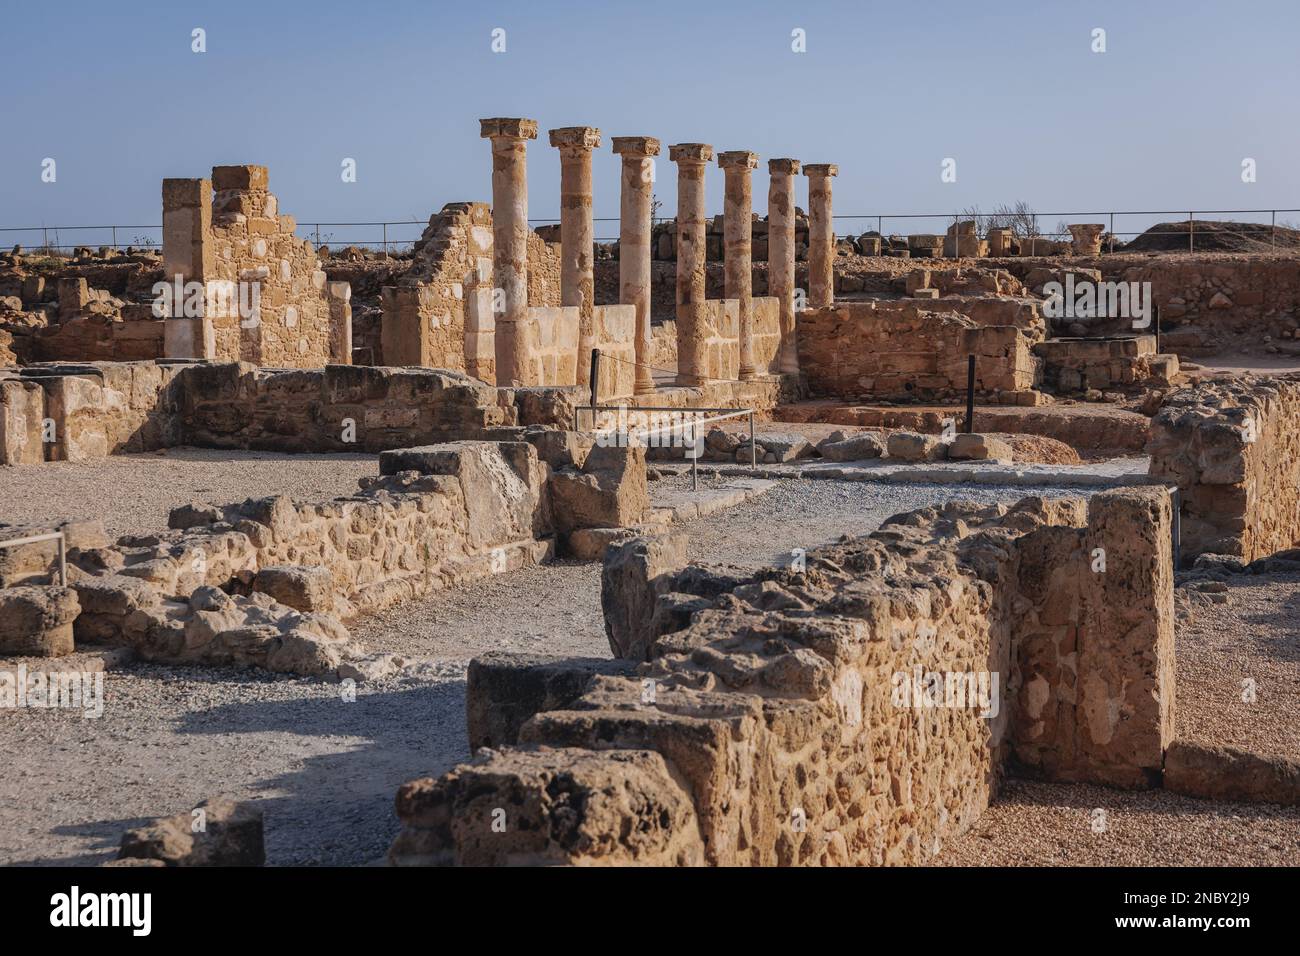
4, 0, 1299, 248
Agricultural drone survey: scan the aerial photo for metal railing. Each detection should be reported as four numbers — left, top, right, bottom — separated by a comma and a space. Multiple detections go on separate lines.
5, 208, 1298, 256
574, 404, 757, 491
0, 530, 67, 586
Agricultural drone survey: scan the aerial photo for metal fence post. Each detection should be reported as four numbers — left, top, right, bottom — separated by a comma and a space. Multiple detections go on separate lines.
749, 411, 756, 467
1189, 212, 1194, 253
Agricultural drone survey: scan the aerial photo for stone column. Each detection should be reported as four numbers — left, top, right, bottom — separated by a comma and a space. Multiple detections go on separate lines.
549, 126, 601, 386
669, 143, 713, 386
161, 177, 215, 360
804, 163, 838, 309
612, 136, 661, 395
480, 117, 538, 386
768, 158, 801, 375
719, 151, 759, 380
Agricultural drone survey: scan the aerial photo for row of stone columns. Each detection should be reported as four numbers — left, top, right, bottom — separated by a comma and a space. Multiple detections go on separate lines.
480, 116, 836, 389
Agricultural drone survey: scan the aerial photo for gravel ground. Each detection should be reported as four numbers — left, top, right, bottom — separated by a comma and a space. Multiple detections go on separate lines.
933, 778, 1300, 866
663, 474, 1096, 569
1175, 572, 1300, 760
0, 662, 468, 866
0, 447, 378, 539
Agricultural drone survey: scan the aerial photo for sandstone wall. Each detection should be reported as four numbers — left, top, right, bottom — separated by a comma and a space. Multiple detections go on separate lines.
797, 301, 1038, 402
162, 165, 352, 368
175, 362, 516, 453
379, 205, 562, 382
1148, 375, 1300, 561
0, 362, 180, 464
61, 441, 553, 675
390, 487, 1175, 866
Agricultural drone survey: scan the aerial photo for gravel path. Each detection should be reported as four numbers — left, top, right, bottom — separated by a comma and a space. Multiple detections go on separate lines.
1175, 572, 1300, 760
0, 448, 378, 539
933, 778, 1300, 866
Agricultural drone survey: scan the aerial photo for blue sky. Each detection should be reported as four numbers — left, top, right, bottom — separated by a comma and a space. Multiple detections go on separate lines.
4, 0, 1299, 247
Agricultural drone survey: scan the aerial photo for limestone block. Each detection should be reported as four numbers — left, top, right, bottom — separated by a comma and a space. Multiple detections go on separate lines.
600, 533, 688, 661
253, 565, 335, 613
118, 796, 265, 866
0, 585, 79, 657
548, 444, 649, 534
389, 747, 703, 867
886, 431, 941, 461
466, 652, 638, 749
946, 433, 1013, 462
0, 378, 46, 465
1163, 740, 1300, 805
817, 432, 886, 461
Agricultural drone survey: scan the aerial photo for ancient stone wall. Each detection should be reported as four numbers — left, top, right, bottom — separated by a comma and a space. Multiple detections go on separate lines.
175, 362, 516, 453
161, 165, 352, 367
1148, 375, 1300, 561
390, 487, 1175, 866
797, 301, 1038, 402
60, 442, 552, 675
380, 202, 565, 382
0, 362, 181, 464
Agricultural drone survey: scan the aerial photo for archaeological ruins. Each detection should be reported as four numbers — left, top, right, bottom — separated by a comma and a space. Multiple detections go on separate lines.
3, 115, 1300, 870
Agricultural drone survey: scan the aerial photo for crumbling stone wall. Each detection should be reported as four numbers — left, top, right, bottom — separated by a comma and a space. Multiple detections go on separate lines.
797, 301, 1038, 402
380, 204, 562, 381
162, 165, 352, 367
1149, 375, 1300, 561
29, 442, 555, 675
175, 362, 516, 452
390, 487, 1175, 866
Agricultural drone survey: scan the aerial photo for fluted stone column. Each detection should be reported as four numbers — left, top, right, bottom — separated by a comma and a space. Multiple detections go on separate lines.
804, 163, 838, 309
612, 136, 660, 395
719, 150, 759, 380
549, 126, 601, 386
480, 117, 538, 386
669, 143, 713, 386
768, 158, 800, 375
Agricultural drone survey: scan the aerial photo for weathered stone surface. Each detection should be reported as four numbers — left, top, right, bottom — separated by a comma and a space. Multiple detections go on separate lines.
946, 433, 1013, 462
601, 534, 688, 661
817, 432, 885, 461
389, 747, 703, 866
466, 652, 638, 749
1163, 740, 1300, 805
1148, 375, 1300, 561
0, 585, 79, 657
549, 444, 649, 535
395, 488, 1177, 866
118, 796, 265, 866
886, 431, 940, 461
253, 565, 335, 613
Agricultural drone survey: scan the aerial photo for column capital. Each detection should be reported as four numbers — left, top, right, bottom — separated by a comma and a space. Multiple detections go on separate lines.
769, 158, 801, 175
803, 163, 838, 178
718, 150, 759, 171
548, 126, 602, 150
669, 143, 714, 164
479, 117, 539, 140
611, 136, 661, 158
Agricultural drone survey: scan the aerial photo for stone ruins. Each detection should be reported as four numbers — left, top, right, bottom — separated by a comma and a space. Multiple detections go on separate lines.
3, 116, 1300, 868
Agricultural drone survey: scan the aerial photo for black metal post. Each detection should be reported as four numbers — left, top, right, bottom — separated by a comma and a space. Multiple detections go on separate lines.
965, 355, 976, 434
589, 348, 600, 409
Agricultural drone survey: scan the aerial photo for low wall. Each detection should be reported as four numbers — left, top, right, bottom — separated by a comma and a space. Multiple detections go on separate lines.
1148, 375, 1300, 561
175, 362, 515, 453
0, 362, 182, 464
389, 487, 1175, 866
797, 301, 1038, 401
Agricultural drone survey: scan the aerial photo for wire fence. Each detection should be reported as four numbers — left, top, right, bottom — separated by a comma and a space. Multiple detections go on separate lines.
4, 208, 1299, 257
